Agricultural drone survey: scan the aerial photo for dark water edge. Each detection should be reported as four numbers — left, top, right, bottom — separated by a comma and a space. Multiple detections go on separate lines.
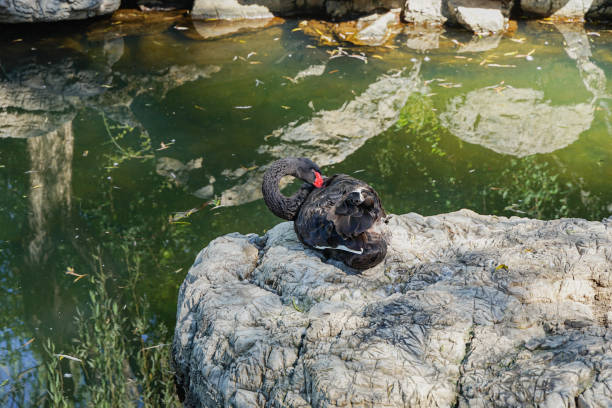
1, 15, 611, 405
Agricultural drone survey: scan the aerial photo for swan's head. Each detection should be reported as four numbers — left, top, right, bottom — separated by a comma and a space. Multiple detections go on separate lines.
294, 157, 324, 188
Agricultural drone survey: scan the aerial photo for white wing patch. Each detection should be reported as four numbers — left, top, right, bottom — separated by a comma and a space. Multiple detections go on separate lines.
315, 245, 364, 254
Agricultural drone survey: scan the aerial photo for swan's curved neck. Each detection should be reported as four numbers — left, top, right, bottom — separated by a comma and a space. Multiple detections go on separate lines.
262, 159, 312, 220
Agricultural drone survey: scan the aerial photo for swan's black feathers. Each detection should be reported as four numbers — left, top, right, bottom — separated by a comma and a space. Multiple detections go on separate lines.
262, 158, 388, 270
295, 174, 387, 265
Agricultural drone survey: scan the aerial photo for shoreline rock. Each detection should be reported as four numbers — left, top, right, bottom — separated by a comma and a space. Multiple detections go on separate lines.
172, 209, 612, 407
2, 0, 611, 38
0, 0, 120, 23
189, 0, 611, 37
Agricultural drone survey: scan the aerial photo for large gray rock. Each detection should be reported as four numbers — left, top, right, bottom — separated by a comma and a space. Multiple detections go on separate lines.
520, 0, 612, 20
447, 0, 511, 34
173, 209, 612, 407
192, 0, 276, 20
586, 1, 612, 19
0, 0, 119, 23
521, 0, 589, 18
324, 0, 404, 19
403, 0, 448, 24
404, 0, 512, 34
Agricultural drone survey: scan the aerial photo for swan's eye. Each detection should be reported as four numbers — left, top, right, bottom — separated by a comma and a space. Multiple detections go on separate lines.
313, 171, 324, 188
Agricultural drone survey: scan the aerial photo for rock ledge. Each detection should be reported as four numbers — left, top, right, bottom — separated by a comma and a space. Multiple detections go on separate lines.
172, 209, 612, 407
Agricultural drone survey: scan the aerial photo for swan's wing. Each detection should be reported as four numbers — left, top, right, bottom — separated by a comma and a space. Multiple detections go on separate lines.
302, 216, 365, 254
332, 187, 385, 238
295, 174, 384, 254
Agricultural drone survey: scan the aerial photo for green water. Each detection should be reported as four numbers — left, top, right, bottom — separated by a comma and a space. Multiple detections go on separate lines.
1, 17, 611, 405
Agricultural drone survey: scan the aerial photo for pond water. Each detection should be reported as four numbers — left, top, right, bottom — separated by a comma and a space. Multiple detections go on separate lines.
0, 15, 611, 405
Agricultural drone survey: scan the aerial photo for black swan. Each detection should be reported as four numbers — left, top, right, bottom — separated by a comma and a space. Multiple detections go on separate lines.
262, 157, 388, 270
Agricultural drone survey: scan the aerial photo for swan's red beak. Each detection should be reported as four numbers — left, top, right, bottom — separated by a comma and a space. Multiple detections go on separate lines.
313, 171, 324, 188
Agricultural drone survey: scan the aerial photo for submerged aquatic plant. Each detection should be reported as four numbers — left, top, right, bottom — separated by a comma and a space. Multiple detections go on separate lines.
102, 115, 154, 164
382, 94, 608, 221
493, 158, 569, 219
395, 93, 446, 159
42, 340, 69, 408
40, 252, 180, 407
492, 157, 607, 220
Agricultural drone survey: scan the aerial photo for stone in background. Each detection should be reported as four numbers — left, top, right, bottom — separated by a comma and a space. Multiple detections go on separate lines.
403, 0, 449, 24
403, 0, 512, 35
519, 0, 612, 20
0, 0, 120, 23
191, 0, 403, 20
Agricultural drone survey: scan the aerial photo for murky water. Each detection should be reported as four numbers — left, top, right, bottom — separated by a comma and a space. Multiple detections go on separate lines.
1, 16, 611, 405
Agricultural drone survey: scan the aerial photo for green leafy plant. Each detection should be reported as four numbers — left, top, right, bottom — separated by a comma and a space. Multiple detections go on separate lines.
40, 252, 180, 407
493, 158, 571, 219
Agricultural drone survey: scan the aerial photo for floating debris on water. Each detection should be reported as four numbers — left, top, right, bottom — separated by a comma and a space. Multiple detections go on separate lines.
282, 75, 298, 84
328, 47, 368, 63
65, 266, 88, 283
169, 208, 200, 223
55, 354, 83, 363
438, 82, 462, 88
156, 141, 174, 151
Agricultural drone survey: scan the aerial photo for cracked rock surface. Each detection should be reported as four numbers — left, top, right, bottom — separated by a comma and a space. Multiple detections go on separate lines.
172, 209, 612, 407
0, 0, 119, 23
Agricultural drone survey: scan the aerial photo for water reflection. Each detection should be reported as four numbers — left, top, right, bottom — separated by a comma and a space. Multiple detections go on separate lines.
27, 123, 74, 263
0, 36, 220, 139
218, 63, 427, 206
440, 86, 593, 157
403, 25, 443, 52
441, 23, 608, 157
458, 34, 502, 53
557, 23, 609, 100
191, 17, 284, 40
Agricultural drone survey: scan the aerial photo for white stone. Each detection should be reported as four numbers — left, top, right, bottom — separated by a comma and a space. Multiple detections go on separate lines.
403, 0, 448, 24
192, 0, 274, 20
448, 0, 509, 34
173, 210, 612, 407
